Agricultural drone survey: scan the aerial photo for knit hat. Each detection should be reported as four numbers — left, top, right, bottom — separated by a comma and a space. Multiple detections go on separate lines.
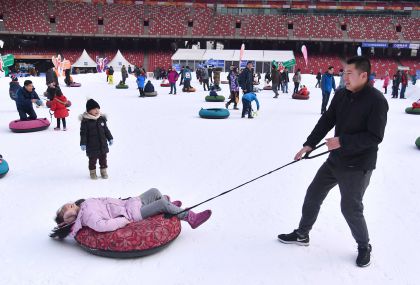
86, 99, 100, 112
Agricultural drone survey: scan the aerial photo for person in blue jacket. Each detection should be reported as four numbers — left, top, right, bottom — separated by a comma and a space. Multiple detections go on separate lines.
136, 72, 146, 97
320, 66, 336, 114
15, 80, 40, 121
242, 92, 260, 119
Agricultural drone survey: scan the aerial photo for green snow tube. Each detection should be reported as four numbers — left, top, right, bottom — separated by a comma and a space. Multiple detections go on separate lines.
405, 107, 420, 115
416, 137, 420, 149
116, 83, 129, 89
199, 108, 230, 119
205, 95, 225, 102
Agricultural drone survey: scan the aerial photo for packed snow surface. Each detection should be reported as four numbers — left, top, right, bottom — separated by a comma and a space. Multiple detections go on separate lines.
0, 72, 419, 284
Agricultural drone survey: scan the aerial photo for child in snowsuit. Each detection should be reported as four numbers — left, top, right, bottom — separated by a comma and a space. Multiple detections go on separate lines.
9, 75, 21, 101
209, 86, 218, 97
50, 88, 69, 131
136, 73, 146, 97
108, 66, 114, 85
80, 99, 113, 180
242, 92, 260, 119
50, 188, 212, 239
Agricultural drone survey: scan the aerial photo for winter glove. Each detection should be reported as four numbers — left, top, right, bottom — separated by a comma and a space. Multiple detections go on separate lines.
109, 140, 113, 146
81, 145, 86, 151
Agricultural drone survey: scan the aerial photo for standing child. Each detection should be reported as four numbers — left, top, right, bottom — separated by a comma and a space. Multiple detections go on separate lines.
80, 99, 113, 180
136, 72, 146, 97
383, 71, 390, 94
108, 66, 114, 85
50, 88, 69, 131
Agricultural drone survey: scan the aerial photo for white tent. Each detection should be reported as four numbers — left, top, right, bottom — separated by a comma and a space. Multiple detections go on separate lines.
108, 50, 133, 71
72, 49, 97, 68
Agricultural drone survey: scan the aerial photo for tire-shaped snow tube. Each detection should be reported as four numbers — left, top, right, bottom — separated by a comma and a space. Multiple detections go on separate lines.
199, 108, 230, 119
405, 107, 420, 115
65, 100, 72, 108
416, 137, 420, 149
263, 85, 272, 90
221, 80, 229, 84
160, 83, 170, 87
412, 102, 420, 109
0, 159, 9, 179
9, 118, 50, 133
69, 82, 81, 87
292, 93, 310, 100
74, 214, 181, 258
205, 95, 225, 102
116, 84, 129, 89
183, 87, 196, 92
144, 91, 158, 97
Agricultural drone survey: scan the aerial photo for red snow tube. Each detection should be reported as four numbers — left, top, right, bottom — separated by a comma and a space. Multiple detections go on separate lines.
160, 83, 170, 87
292, 93, 310, 100
75, 214, 181, 258
9, 118, 50, 133
69, 82, 81, 87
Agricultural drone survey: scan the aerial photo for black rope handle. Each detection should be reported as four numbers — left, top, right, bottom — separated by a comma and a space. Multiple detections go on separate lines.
303, 142, 331, 160
165, 142, 330, 218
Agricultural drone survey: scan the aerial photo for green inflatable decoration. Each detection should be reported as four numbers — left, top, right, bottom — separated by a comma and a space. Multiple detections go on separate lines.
0, 54, 15, 76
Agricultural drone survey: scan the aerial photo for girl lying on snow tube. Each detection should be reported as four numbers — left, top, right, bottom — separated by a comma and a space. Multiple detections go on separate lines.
50, 188, 212, 257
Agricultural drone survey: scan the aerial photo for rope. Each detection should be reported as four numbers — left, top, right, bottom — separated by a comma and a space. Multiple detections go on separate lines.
166, 143, 330, 218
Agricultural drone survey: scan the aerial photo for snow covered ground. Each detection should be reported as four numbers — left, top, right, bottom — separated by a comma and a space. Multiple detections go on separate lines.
0, 71, 419, 285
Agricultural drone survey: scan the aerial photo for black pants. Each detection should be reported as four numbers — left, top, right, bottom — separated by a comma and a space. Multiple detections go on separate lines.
17, 105, 37, 121
321, 91, 331, 113
138, 88, 144, 97
383, 86, 387, 94
298, 161, 372, 247
179, 76, 184, 85
56, 118, 66, 128
315, 79, 321, 88
203, 79, 209, 91
293, 82, 299, 94
272, 84, 279, 97
241, 99, 252, 118
122, 78, 126, 84
226, 91, 239, 108
88, 154, 107, 170
184, 79, 191, 90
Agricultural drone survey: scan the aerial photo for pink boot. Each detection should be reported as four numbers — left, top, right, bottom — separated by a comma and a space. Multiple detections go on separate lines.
185, 210, 212, 229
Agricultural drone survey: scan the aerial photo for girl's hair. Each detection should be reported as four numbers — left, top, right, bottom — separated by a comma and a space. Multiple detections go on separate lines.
50, 199, 85, 239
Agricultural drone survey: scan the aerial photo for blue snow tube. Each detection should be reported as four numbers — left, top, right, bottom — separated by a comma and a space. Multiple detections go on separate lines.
0, 158, 9, 178
199, 108, 230, 119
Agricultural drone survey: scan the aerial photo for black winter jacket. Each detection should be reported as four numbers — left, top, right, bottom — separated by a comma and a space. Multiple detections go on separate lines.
238, 68, 254, 93
46, 68, 59, 86
80, 114, 113, 157
304, 84, 388, 170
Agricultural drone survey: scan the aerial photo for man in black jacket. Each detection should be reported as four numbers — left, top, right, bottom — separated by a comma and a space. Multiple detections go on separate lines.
238, 61, 254, 94
46, 64, 59, 100
271, 65, 280, 98
278, 56, 388, 268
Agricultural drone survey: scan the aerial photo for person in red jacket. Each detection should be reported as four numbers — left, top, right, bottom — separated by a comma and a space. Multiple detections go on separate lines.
298, 85, 309, 96
50, 88, 69, 131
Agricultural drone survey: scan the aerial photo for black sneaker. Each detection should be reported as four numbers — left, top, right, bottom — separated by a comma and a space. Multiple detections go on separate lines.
356, 244, 372, 267
278, 230, 309, 246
